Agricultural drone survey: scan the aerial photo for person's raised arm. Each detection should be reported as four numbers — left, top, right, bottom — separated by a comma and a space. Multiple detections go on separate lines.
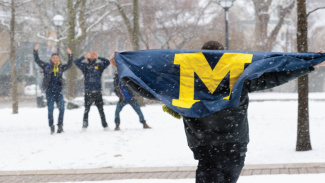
246, 67, 314, 93
108, 51, 118, 68
33, 44, 47, 69
98, 56, 110, 70
246, 50, 325, 92
74, 54, 87, 71
62, 48, 73, 71
313, 50, 325, 68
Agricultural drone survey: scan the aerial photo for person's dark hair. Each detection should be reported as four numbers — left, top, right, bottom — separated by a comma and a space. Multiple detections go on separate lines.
201, 41, 225, 50
51, 53, 59, 57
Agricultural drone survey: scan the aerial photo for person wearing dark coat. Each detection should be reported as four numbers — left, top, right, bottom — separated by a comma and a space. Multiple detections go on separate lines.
74, 51, 110, 131
108, 43, 325, 183
33, 43, 73, 134
113, 73, 151, 131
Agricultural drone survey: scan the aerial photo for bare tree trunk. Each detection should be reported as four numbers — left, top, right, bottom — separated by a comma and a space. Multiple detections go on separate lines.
132, 0, 140, 50
132, 0, 144, 105
115, 0, 140, 51
296, 0, 312, 151
10, 0, 18, 114
253, 0, 271, 51
266, 1, 295, 49
66, 0, 77, 99
255, 14, 269, 50
65, 0, 86, 99
115, 0, 144, 105
253, 0, 294, 51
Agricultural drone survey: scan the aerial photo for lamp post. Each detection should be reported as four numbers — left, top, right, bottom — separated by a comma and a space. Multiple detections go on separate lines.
53, 15, 64, 55
217, 0, 236, 50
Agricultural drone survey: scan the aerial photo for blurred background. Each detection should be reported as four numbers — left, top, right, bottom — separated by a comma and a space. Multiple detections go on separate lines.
0, 0, 325, 108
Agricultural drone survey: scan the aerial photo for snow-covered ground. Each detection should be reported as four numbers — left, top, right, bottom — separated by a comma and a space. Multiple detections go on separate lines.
1, 93, 325, 171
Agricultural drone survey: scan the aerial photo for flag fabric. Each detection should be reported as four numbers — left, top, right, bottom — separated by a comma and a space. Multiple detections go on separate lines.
115, 49, 325, 118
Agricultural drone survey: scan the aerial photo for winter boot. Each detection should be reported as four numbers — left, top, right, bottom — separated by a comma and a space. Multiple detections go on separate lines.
114, 124, 120, 131
50, 125, 55, 135
143, 122, 151, 129
57, 125, 64, 133
83, 121, 88, 128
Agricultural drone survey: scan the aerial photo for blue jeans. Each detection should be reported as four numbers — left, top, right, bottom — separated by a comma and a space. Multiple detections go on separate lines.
115, 98, 145, 124
46, 91, 65, 126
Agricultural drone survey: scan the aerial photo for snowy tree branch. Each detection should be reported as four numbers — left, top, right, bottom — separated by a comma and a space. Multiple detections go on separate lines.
16, 0, 32, 6
0, 0, 10, 7
86, 7, 117, 32
0, 18, 10, 29
31, 0, 57, 30
266, 0, 294, 49
70, 0, 87, 44
307, 7, 325, 17
73, 0, 83, 10
85, 4, 110, 15
37, 33, 67, 42
60, 26, 69, 35
114, 0, 133, 43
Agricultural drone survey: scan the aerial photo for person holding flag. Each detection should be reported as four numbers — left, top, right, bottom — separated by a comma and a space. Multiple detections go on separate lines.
108, 42, 325, 183
113, 72, 151, 131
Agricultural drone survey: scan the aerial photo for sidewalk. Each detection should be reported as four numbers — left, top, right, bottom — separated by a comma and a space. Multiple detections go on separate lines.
1, 163, 325, 183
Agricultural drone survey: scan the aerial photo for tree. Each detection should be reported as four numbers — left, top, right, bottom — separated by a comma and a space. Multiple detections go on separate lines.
0, 0, 31, 114
296, 0, 311, 151
29, 0, 118, 99
153, 0, 212, 49
9, 0, 18, 114
113, 0, 212, 50
113, 0, 147, 105
295, 0, 325, 151
35, 0, 116, 99
114, 0, 140, 51
252, 0, 295, 51
65, 0, 87, 99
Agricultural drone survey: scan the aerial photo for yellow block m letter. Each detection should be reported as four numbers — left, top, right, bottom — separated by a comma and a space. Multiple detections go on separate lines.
172, 52, 253, 108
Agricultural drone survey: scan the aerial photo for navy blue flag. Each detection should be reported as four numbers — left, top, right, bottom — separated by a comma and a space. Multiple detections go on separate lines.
115, 49, 325, 118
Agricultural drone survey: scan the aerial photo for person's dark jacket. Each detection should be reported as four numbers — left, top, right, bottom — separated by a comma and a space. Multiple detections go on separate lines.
33, 50, 73, 92
74, 56, 110, 91
122, 67, 314, 159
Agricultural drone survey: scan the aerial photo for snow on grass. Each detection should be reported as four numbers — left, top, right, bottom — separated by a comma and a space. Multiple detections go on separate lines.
0, 93, 325, 171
